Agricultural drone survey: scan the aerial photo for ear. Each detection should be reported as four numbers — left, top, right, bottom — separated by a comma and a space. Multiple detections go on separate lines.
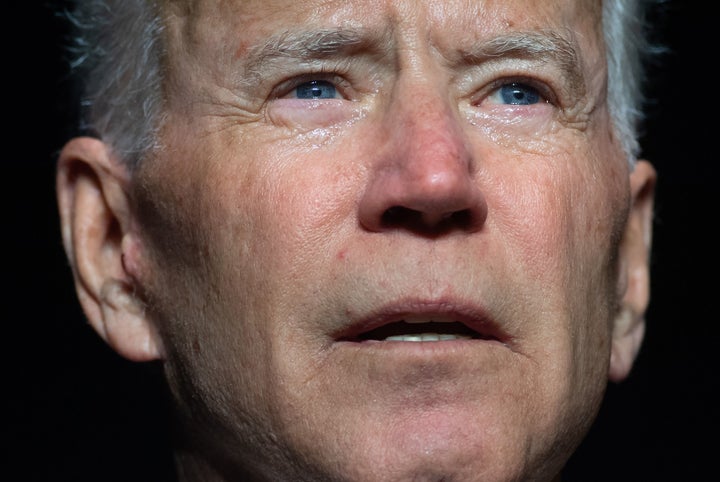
608, 160, 656, 382
56, 137, 163, 362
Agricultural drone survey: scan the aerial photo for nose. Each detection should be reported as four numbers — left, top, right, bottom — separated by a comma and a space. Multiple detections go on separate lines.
358, 86, 487, 236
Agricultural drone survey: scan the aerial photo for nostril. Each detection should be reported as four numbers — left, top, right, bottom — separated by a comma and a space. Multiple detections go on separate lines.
381, 206, 412, 227
381, 206, 480, 235
446, 209, 473, 227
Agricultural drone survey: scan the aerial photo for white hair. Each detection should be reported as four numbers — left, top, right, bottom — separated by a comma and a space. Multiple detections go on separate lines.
65, 0, 164, 169
603, 0, 664, 165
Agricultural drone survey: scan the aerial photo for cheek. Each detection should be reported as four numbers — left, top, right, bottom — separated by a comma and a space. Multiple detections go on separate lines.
130, 153, 297, 438
483, 140, 629, 358
484, 162, 574, 291
240, 143, 364, 276
134, 135, 360, 346
487, 141, 626, 284
480, 151, 623, 435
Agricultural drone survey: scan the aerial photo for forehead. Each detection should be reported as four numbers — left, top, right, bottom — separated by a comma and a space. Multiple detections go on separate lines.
162, 0, 604, 54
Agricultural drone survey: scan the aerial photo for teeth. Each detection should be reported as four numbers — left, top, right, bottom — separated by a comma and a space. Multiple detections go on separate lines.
384, 333, 472, 342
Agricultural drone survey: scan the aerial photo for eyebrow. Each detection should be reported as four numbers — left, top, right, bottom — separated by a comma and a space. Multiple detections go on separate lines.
461, 30, 586, 95
240, 27, 586, 95
243, 28, 370, 74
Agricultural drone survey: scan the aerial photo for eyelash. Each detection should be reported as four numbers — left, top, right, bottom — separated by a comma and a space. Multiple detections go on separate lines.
272, 68, 353, 100
481, 76, 558, 106
269, 69, 559, 110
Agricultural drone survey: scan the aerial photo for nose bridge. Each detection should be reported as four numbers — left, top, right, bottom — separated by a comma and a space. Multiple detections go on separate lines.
386, 77, 471, 183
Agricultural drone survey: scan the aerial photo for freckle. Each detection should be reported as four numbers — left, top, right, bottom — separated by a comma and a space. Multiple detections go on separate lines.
234, 40, 250, 59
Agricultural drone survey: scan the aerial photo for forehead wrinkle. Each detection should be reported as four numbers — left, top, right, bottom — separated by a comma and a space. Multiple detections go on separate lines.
461, 30, 586, 97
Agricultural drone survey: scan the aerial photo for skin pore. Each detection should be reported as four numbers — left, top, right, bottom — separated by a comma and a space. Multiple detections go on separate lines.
57, 0, 656, 480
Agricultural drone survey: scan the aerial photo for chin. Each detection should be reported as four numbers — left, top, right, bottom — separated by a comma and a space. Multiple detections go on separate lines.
272, 403, 572, 482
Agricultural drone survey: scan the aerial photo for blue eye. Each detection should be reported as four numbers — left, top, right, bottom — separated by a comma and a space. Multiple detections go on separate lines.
295, 80, 338, 99
499, 83, 542, 105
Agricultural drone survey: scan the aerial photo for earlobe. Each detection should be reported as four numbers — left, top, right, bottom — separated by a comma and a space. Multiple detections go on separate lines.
56, 137, 163, 362
609, 160, 657, 382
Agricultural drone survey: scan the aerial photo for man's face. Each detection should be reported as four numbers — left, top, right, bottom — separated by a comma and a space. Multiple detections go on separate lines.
128, 0, 632, 479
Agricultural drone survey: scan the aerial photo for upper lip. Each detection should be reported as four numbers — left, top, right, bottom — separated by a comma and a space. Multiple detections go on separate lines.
333, 298, 509, 344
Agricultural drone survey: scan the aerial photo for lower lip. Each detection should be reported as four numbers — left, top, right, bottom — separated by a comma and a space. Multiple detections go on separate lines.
334, 337, 507, 354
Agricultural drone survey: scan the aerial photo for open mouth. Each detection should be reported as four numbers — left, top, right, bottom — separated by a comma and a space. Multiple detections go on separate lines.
339, 320, 501, 343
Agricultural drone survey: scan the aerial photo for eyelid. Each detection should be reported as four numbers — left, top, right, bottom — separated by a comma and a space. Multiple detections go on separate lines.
478, 76, 558, 107
271, 71, 352, 100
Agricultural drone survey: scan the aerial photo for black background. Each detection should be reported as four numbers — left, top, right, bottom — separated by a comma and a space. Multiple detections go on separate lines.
6, 1, 717, 480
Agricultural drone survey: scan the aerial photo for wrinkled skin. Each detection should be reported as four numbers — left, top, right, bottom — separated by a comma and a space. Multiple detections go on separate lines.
56, 0, 656, 481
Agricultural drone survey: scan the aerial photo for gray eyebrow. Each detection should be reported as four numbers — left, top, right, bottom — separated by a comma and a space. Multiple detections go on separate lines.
461, 30, 585, 95
240, 27, 585, 95
244, 28, 368, 74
